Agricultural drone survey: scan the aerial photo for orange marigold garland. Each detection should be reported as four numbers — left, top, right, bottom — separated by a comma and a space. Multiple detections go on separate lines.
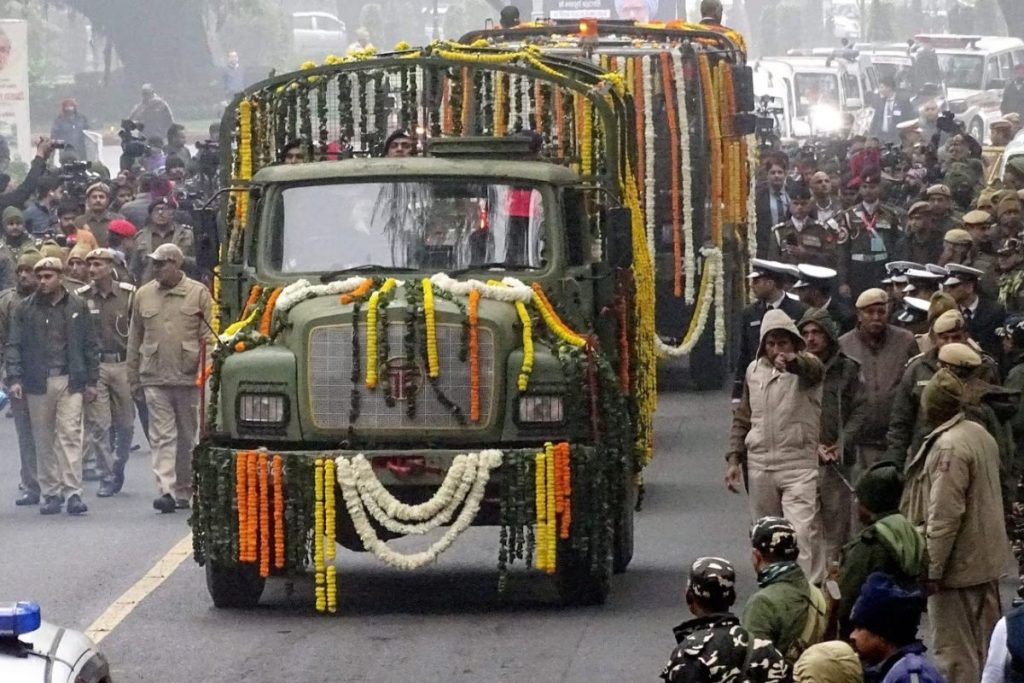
242, 285, 263, 318
556, 442, 572, 539
660, 53, 683, 298
699, 54, 723, 246
468, 288, 481, 422
339, 277, 374, 305
246, 450, 258, 564
554, 87, 565, 159
633, 56, 646, 202
259, 287, 283, 337
258, 452, 270, 577
236, 451, 250, 562
460, 67, 472, 135
272, 455, 285, 570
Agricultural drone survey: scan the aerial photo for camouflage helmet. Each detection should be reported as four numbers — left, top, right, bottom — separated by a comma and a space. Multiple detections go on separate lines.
750, 516, 799, 560
686, 556, 737, 606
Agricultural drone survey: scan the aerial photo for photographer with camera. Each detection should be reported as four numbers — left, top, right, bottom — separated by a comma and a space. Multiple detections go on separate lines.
74, 182, 123, 248
0, 137, 57, 216
23, 175, 62, 237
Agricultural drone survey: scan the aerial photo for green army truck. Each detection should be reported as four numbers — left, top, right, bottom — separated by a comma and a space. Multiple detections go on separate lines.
191, 45, 658, 610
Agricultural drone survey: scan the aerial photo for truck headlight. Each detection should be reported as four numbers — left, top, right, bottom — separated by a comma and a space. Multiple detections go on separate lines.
518, 395, 564, 424
237, 393, 288, 428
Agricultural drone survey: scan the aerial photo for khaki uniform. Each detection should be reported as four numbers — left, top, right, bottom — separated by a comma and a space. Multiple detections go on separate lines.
130, 224, 195, 285
127, 274, 211, 498
74, 210, 122, 248
766, 219, 839, 268
77, 281, 135, 482
0, 287, 34, 493
901, 414, 1008, 683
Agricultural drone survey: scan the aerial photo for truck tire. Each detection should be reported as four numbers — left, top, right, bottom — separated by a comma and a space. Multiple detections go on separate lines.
556, 543, 610, 606
205, 561, 265, 608
612, 481, 636, 574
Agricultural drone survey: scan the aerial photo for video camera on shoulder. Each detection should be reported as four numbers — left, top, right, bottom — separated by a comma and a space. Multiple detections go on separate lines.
936, 110, 963, 135
118, 119, 151, 171
60, 160, 100, 199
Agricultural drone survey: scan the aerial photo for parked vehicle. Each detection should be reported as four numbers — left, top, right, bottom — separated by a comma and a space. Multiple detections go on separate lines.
0, 601, 112, 683
292, 11, 347, 62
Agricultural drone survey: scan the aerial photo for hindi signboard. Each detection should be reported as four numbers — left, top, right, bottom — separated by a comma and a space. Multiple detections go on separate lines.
0, 20, 30, 164
546, 0, 658, 20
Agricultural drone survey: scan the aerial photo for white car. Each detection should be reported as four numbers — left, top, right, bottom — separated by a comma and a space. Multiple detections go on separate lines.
0, 602, 112, 683
292, 11, 347, 62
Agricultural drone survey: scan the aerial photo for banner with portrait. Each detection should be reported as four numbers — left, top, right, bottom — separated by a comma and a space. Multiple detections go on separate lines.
0, 20, 30, 165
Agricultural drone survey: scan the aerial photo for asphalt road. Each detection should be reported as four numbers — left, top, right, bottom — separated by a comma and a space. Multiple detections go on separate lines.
2, 389, 761, 682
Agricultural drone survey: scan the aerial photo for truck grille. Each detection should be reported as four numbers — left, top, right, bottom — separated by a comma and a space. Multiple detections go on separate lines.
308, 322, 495, 431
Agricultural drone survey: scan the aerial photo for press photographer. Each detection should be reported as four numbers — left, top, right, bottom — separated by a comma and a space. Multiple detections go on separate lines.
0, 137, 57, 214
118, 119, 151, 172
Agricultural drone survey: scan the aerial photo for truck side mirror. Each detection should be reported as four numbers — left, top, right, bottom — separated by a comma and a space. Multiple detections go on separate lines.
605, 207, 633, 270
733, 65, 755, 112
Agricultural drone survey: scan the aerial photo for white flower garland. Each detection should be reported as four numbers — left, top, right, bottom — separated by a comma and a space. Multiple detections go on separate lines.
366, 73, 376, 135
654, 247, 723, 357
510, 73, 521, 130
745, 134, 758, 263
429, 272, 534, 303
350, 73, 362, 151
275, 276, 371, 313
673, 52, 697, 305
520, 75, 531, 130
335, 450, 503, 570
642, 55, 656, 264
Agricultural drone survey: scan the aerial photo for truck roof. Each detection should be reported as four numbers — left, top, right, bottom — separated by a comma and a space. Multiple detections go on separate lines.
251, 158, 582, 186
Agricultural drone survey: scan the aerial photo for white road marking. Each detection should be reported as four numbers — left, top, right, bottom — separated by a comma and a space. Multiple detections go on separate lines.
84, 532, 193, 644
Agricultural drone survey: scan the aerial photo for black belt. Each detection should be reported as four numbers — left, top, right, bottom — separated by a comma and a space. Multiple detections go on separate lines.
47, 367, 68, 377
99, 352, 126, 363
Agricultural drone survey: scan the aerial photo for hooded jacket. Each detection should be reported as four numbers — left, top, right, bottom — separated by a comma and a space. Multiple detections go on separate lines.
901, 411, 1009, 588
729, 309, 825, 471
836, 513, 926, 638
798, 308, 866, 460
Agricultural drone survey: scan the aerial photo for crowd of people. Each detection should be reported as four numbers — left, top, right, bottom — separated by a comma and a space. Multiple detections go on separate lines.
659, 94, 1024, 681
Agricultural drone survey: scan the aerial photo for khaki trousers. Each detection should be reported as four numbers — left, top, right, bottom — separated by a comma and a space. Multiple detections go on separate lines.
929, 581, 1001, 683
747, 466, 824, 583
11, 395, 37, 494
144, 385, 198, 497
85, 362, 135, 477
27, 375, 84, 499
818, 463, 852, 567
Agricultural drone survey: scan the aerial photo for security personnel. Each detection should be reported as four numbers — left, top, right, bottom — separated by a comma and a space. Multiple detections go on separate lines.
944, 263, 1005, 360
834, 167, 902, 299
127, 243, 212, 513
893, 201, 944, 266
792, 263, 856, 334
0, 251, 41, 505
6, 256, 99, 516
895, 295, 931, 334
64, 241, 91, 290
902, 267, 944, 301
78, 248, 135, 497
766, 184, 839, 269
926, 183, 963, 234
74, 182, 123, 247
881, 261, 919, 319
130, 197, 195, 285
998, 239, 1024, 319
884, 310, 999, 469
731, 258, 808, 401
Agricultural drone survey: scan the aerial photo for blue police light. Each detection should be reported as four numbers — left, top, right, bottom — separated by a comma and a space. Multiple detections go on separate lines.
0, 601, 41, 637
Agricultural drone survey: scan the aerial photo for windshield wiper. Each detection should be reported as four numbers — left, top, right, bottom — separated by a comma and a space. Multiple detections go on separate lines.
320, 265, 418, 282
447, 263, 541, 277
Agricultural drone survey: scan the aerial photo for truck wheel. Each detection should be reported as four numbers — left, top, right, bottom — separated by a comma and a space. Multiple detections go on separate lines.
612, 482, 636, 574
969, 118, 985, 143
556, 543, 610, 606
205, 561, 265, 608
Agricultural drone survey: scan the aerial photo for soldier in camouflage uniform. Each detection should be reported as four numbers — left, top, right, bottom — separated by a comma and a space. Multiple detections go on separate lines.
766, 184, 839, 269
661, 556, 789, 683
833, 168, 902, 299
998, 237, 1024, 316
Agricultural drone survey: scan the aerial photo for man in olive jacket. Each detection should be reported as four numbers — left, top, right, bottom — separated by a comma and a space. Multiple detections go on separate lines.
6, 256, 98, 515
901, 368, 1009, 683
741, 516, 827, 664
797, 307, 866, 566
727, 308, 826, 581
837, 462, 926, 639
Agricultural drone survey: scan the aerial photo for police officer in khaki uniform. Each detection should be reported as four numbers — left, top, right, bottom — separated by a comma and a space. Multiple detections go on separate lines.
127, 243, 212, 513
130, 197, 195, 285
0, 251, 41, 505
766, 184, 839, 268
926, 183, 963, 234
6, 256, 99, 516
78, 248, 136, 498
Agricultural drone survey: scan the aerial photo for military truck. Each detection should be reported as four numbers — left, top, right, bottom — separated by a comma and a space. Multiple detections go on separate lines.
460, 19, 756, 390
191, 45, 659, 610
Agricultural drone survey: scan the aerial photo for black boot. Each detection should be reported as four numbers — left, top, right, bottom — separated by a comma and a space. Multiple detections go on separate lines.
39, 496, 62, 515
97, 480, 117, 498
15, 491, 39, 506
110, 458, 127, 494
66, 494, 88, 515
153, 494, 176, 513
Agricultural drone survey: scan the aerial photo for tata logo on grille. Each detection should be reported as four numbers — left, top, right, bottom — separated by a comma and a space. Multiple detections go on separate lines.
386, 357, 422, 401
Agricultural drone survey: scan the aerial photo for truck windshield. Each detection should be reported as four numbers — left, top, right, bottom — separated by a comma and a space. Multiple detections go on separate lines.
270, 180, 547, 274
794, 73, 840, 116
937, 53, 984, 90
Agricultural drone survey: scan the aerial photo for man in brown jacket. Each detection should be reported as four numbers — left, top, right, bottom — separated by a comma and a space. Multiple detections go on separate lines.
726, 309, 826, 582
900, 367, 1009, 683
127, 243, 211, 514
838, 288, 918, 469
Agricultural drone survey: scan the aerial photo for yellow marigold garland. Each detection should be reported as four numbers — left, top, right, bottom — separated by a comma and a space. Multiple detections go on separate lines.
514, 300, 534, 391
544, 442, 557, 574
531, 284, 586, 347
699, 54, 723, 246
494, 72, 507, 136
314, 458, 326, 613
366, 290, 380, 389
324, 457, 337, 613
581, 98, 594, 176
422, 278, 440, 378
535, 449, 547, 571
